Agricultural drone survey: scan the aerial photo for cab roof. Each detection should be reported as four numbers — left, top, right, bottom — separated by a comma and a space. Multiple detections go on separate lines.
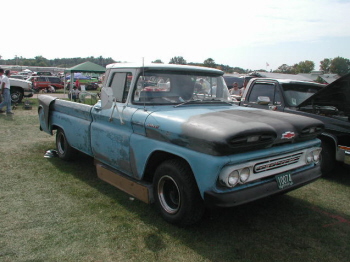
106, 63, 224, 75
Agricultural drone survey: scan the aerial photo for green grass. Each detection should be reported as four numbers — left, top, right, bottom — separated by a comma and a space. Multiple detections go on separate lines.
1, 99, 349, 262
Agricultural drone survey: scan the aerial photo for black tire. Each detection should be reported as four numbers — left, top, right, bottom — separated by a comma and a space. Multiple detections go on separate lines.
56, 128, 75, 161
10, 88, 24, 103
320, 140, 336, 175
153, 159, 205, 226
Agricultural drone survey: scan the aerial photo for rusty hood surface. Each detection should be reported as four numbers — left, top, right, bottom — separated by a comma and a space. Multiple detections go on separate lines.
143, 106, 324, 156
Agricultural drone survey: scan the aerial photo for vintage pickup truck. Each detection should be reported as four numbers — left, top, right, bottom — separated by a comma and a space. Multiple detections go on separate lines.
38, 63, 324, 225
240, 74, 350, 174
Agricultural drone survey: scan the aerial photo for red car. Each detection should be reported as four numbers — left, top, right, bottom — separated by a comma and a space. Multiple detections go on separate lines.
27, 76, 64, 91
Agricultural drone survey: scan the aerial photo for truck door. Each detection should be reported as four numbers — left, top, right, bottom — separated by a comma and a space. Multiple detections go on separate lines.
241, 81, 284, 111
36, 77, 48, 90
90, 71, 137, 176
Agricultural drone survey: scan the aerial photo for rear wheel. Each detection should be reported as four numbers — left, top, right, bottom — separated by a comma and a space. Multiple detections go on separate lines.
56, 128, 75, 160
153, 159, 205, 226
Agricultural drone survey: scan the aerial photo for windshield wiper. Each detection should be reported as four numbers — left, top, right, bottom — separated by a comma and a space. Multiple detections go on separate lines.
174, 98, 232, 107
174, 99, 203, 107
202, 98, 233, 105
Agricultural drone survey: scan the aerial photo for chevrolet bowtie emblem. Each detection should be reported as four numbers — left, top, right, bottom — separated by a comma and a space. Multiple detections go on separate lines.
282, 131, 295, 139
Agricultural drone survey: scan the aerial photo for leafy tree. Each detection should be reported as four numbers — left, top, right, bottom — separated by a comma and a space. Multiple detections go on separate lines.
329, 56, 350, 76
35, 56, 49, 67
274, 64, 296, 74
203, 58, 216, 68
294, 60, 314, 73
152, 59, 163, 63
169, 56, 187, 65
219, 65, 245, 74
320, 58, 332, 73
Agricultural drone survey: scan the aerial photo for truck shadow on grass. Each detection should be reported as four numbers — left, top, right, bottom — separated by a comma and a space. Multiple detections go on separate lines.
47, 153, 350, 262
322, 164, 350, 186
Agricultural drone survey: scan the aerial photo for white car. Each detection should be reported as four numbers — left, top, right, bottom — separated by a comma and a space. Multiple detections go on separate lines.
9, 78, 34, 103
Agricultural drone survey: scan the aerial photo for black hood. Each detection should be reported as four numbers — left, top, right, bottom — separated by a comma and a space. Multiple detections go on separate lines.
298, 73, 350, 117
146, 107, 324, 156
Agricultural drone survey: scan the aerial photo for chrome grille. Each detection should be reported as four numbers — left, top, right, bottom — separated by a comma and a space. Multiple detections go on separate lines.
254, 153, 302, 173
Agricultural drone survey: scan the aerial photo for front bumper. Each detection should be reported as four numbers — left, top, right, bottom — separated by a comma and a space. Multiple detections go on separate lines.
204, 165, 321, 208
24, 91, 34, 98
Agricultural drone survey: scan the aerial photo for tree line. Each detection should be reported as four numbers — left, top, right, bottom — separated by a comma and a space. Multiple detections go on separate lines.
273, 57, 350, 76
164, 56, 350, 76
0, 56, 116, 68
1, 55, 349, 76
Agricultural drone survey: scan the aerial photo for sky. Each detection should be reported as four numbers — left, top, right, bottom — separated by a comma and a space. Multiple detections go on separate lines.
2, 0, 350, 71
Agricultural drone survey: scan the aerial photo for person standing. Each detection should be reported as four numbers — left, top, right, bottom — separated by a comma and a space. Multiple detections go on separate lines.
75, 79, 80, 89
0, 69, 14, 115
230, 82, 242, 96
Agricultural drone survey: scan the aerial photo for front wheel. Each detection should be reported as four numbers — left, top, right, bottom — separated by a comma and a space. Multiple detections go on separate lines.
153, 159, 205, 226
10, 88, 24, 103
56, 128, 75, 160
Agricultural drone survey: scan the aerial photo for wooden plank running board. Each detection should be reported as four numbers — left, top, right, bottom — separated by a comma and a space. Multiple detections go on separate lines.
95, 162, 152, 204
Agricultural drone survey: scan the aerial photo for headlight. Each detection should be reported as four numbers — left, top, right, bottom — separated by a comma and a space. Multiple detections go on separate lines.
240, 167, 250, 183
228, 171, 240, 187
306, 153, 313, 163
219, 166, 252, 188
305, 148, 322, 164
312, 148, 322, 163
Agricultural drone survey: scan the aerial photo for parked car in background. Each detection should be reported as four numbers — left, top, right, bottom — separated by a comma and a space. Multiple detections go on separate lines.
240, 75, 350, 174
9, 75, 27, 80
65, 79, 100, 90
27, 76, 64, 92
9, 78, 34, 103
223, 75, 244, 89
32, 71, 53, 76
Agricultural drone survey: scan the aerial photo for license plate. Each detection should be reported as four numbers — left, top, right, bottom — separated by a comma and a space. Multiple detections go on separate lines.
276, 172, 293, 189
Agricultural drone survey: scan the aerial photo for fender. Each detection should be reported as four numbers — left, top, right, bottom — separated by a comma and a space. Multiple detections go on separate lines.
38, 95, 57, 134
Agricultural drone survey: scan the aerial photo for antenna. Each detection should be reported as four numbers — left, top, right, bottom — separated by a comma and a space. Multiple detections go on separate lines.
142, 57, 145, 83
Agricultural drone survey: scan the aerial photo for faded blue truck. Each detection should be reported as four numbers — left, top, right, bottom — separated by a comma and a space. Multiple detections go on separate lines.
38, 63, 324, 225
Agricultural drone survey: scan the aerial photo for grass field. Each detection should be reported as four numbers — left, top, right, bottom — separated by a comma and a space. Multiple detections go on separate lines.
1, 98, 349, 262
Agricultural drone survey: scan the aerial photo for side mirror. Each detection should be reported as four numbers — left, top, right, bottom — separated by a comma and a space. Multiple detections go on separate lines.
101, 87, 114, 109
257, 96, 271, 105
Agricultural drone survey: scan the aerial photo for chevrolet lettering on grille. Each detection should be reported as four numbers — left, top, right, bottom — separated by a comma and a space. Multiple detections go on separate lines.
254, 153, 302, 173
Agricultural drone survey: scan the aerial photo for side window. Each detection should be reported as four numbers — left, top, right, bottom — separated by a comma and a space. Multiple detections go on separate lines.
247, 83, 275, 103
108, 72, 132, 103
50, 78, 60, 83
38, 77, 47, 82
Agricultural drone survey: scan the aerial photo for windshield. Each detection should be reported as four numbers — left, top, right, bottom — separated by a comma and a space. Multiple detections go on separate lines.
132, 72, 231, 105
281, 83, 324, 107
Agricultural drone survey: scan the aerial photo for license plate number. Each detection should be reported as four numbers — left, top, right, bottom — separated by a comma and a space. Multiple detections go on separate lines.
276, 172, 293, 189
